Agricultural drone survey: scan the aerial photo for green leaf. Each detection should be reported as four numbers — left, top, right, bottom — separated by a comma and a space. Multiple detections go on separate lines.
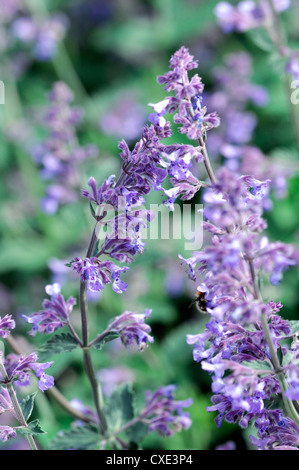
289, 320, 299, 335
242, 359, 273, 371
92, 330, 120, 350
105, 384, 149, 444
49, 424, 100, 450
18, 419, 45, 436
20, 393, 37, 422
125, 421, 149, 445
106, 384, 134, 431
247, 28, 275, 52
38, 332, 79, 359
65, 259, 75, 268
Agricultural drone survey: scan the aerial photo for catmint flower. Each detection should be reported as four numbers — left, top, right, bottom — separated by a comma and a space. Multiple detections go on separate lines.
30, 362, 55, 392
249, 414, 299, 450
0, 426, 17, 442
22, 283, 76, 336
0, 315, 15, 338
139, 385, 193, 436
108, 309, 154, 351
156, 46, 220, 141
1, 352, 54, 393
72, 257, 129, 294
148, 99, 170, 127
149, 46, 219, 208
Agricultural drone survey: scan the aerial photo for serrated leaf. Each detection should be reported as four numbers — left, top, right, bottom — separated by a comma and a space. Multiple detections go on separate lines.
39, 332, 79, 359
92, 331, 120, 350
106, 384, 134, 431
20, 393, 37, 422
18, 419, 45, 436
105, 384, 149, 444
125, 421, 149, 444
49, 424, 100, 450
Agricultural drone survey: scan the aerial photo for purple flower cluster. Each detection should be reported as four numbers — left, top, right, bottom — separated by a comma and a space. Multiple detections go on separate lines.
140, 385, 193, 437
0, 426, 17, 442
76, 122, 169, 291
71, 257, 129, 294
32, 82, 97, 214
0, 351, 54, 393
155, 46, 220, 141
108, 309, 154, 351
182, 166, 299, 449
214, 0, 290, 33
0, 346, 54, 442
146, 46, 221, 208
22, 283, 76, 336
180, 167, 297, 290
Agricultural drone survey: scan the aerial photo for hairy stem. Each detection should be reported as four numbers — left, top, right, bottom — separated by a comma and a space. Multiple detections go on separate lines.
79, 278, 108, 435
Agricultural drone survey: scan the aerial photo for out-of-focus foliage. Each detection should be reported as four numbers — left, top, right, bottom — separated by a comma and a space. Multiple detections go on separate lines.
0, 0, 298, 450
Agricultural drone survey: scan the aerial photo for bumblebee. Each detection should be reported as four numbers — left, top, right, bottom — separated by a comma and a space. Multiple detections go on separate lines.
189, 288, 208, 313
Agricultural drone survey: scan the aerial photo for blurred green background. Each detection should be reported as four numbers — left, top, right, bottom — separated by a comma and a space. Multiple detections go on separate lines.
0, 0, 299, 450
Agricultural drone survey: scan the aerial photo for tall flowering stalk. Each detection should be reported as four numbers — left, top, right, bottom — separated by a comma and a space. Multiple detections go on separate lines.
154, 46, 299, 450
21, 78, 194, 448
4, 37, 298, 449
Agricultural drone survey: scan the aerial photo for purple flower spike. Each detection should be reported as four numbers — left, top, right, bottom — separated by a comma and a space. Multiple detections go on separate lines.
0, 426, 17, 442
1, 352, 54, 392
109, 309, 154, 351
23, 284, 76, 336
140, 385, 193, 436
30, 362, 55, 392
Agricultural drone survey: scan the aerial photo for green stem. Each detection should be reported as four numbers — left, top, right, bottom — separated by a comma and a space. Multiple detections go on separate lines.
79, 278, 108, 436
248, 258, 299, 424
